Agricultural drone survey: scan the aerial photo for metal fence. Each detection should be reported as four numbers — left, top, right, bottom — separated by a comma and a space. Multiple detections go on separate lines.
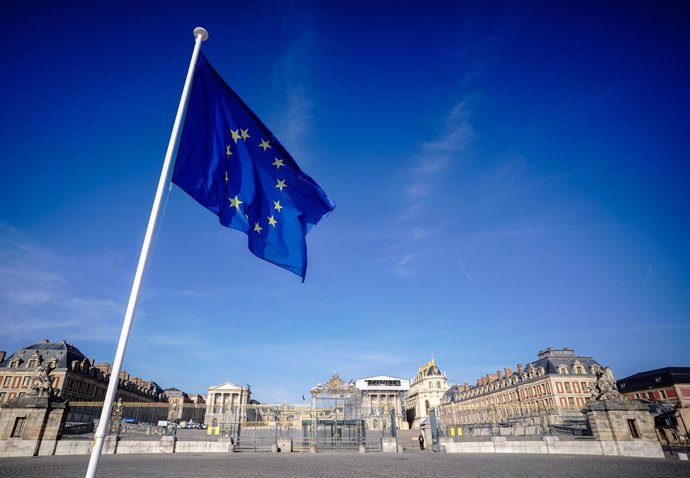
60, 401, 391, 451
436, 406, 593, 441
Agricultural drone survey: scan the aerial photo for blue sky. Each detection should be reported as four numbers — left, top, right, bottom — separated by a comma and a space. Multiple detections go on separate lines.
1, 0, 689, 402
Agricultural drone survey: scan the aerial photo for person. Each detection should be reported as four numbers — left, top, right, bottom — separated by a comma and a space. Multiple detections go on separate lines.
418, 433, 425, 450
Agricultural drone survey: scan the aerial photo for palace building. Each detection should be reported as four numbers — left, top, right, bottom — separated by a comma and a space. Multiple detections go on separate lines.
204, 382, 251, 427
404, 358, 449, 429
354, 375, 410, 430
617, 367, 690, 444
437, 347, 603, 429
0, 340, 166, 406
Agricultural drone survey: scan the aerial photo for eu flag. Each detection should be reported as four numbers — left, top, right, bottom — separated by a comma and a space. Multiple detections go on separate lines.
172, 53, 334, 280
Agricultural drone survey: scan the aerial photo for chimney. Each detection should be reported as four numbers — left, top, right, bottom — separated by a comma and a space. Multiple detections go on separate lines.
0, 351, 5, 363
504, 367, 513, 377
517, 363, 524, 374
476, 378, 482, 386
496, 369, 502, 379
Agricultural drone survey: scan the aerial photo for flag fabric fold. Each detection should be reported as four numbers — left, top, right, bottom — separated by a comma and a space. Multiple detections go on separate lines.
172, 52, 334, 280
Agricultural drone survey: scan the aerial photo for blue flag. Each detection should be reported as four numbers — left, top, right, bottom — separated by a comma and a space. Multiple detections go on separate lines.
172, 53, 334, 280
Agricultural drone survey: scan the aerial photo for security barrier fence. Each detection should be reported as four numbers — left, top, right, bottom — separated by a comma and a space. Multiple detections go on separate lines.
61, 402, 390, 451
435, 404, 593, 440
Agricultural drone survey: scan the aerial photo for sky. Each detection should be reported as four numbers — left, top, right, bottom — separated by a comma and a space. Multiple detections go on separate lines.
1, 0, 689, 403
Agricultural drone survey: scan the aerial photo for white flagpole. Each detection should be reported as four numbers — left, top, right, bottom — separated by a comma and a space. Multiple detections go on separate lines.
85, 27, 208, 478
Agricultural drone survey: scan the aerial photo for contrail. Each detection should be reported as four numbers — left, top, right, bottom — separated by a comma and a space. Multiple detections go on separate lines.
643, 264, 653, 286
456, 258, 497, 317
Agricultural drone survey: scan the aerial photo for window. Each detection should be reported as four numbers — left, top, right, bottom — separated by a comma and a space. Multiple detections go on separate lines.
22, 376, 30, 387
659, 390, 667, 399
11, 417, 26, 437
0, 392, 5, 403
564, 382, 572, 393
3, 376, 10, 387
27, 360, 36, 369
627, 419, 640, 438
567, 397, 575, 408
581, 382, 589, 393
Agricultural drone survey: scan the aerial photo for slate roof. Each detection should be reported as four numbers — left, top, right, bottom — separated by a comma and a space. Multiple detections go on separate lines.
527, 347, 601, 374
617, 367, 690, 392
0, 339, 88, 370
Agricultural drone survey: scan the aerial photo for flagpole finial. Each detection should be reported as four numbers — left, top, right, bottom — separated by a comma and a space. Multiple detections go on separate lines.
194, 27, 209, 41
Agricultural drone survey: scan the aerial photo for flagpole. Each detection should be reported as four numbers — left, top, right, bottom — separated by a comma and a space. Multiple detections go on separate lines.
85, 27, 208, 478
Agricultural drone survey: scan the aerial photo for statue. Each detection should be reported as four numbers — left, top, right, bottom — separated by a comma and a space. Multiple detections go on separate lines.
590, 366, 622, 401
168, 400, 178, 421
110, 398, 124, 435
30, 356, 55, 398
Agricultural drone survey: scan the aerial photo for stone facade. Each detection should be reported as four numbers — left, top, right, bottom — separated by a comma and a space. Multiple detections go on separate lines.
204, 382, 250, 426
617, 366, 690, 445
438, 348, 601, 429
0, 395, 68, 457
164, 388, 206, 424
583, 398, 664, 457
0, 340, 166, 406
354, 375, 409, 431
405, 358, 449, 429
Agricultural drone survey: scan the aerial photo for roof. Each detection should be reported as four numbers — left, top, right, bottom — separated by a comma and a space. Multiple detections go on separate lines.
0, 339, 89, 370
617, 367, 690, 392
444, 348, 603, 403
208, 381, 248, 391
528, 348, 600, 375
354, 375, 410, 391
416, 358, 443, 378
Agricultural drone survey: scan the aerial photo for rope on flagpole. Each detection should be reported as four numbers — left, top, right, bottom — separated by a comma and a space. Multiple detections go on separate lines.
84, 27, 208, 478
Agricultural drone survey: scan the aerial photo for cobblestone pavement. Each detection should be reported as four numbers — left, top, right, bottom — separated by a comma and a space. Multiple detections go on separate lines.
0, 452, 688, 478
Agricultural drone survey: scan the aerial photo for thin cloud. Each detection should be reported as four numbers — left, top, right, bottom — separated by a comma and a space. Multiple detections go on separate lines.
273, 20, 315, 162
387, 100, 476, 276
0, 226, 127, 343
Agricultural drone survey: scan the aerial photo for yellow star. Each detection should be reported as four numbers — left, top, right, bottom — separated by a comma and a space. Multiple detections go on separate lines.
259, 139, 271, 151
240, 128, 250, 140
273, 200, 283, 212
228, 195, 243, 209
275, 179, 287, 191
253, 222, 263, 233
272, 158, 285, 169
230, 129, 241, 143
225, 144, 232, 158
267, 215, 277, 227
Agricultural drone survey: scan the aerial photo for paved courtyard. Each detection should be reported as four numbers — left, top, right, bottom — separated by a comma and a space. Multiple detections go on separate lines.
0, 452, 688, 478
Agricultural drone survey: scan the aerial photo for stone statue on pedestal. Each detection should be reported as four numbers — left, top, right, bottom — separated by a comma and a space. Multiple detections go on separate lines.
590, 367, 622, 401
30, 357, 55, 399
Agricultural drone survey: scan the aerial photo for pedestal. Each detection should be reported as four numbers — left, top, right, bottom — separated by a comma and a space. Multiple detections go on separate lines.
0, 395, 68, 457
584, 398, 664, 458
